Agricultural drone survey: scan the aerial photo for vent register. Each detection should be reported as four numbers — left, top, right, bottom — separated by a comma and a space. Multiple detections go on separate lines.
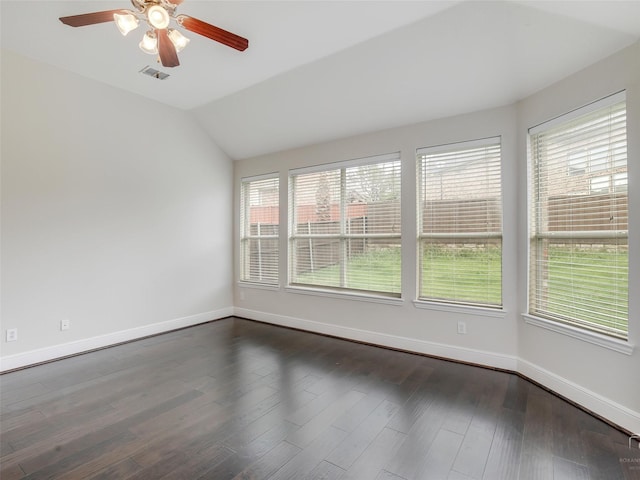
140, 65, 170, 79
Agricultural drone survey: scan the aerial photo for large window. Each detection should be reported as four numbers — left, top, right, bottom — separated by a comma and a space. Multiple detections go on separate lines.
529, 92, 628, 339
417, 138, 502, 307
240, 175, 279, 285
289, 153, 401, 296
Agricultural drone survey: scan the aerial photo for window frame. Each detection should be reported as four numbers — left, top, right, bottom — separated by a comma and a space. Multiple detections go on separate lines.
239, 173, 280, 287
527, 91, 629, 341
416, 136, 504, 309
287, 152, 402, 299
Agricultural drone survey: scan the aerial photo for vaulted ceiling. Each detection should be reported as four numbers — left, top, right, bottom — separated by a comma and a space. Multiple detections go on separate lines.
2, 1, 639, 159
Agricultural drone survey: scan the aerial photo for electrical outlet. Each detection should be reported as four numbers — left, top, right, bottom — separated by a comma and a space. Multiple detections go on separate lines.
239, 290, 246, 301
457, 321, 467, 335
60, 319, 70, 331
6, 328, 18, 342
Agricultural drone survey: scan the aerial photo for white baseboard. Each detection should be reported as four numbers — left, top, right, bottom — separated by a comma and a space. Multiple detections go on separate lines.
0, 307, 234, 372
233, 307, 518, 371
234, 307, 640, 434
518, 358, 640, 434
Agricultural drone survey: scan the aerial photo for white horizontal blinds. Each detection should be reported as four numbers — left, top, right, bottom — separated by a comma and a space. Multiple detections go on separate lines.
418, 138, 502, 307
290, 169, 341, 289
529, 95, 628, 338
240, 176, 279, 284
290, 155, 401, 296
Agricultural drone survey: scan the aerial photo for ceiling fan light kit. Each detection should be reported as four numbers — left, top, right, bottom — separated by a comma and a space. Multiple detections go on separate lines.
146, 5, 170, 29
113, 12, 139, 36
139, 31, 158, 55
59, 0, 248, 68
168, 29, 190, 52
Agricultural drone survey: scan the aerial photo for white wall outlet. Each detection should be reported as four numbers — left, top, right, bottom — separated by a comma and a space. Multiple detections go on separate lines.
239, 290, 246, 301
6, 328, 18, 342
457, 321, 467, 335
60, 319, 70, 331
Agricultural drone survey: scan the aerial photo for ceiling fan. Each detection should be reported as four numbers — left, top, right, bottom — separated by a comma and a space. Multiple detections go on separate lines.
59, 0, 248, 68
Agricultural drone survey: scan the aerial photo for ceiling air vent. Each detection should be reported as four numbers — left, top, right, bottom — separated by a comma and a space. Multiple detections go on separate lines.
139, 66, 170, 80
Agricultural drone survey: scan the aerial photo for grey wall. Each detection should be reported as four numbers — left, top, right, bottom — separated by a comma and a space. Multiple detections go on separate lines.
1, 50, 234, 364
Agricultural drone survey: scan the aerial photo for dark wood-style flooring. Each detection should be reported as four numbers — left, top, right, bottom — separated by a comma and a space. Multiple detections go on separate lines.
1, 317, 638, 479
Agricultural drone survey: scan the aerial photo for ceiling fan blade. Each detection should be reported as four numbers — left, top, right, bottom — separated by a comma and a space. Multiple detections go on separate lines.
177, 15, 248, 52
167, 0, 185, 4
59, 10, 126, 27
157, 29, 180, 68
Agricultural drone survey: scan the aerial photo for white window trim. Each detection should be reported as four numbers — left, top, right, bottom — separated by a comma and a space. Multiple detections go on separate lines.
414, 300, 506, 318
527, 92, 629, 341
240, 172, 280, 286
238, 281, 280, 291
416, 136, 501, 156
288, 152, 402, 298
528, 90, 625, 134
241, 172, 281, 183
285, 285, 404, 306
522, 313, 634, 355
290, 152, 400, 176
417, 136, 503, 309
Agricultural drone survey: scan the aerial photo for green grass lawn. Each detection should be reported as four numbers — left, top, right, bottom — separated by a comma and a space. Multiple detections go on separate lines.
295, 245, 628, 335
295, 247, 402, 294
420, 244, 502, 305
543, 247, 628, 335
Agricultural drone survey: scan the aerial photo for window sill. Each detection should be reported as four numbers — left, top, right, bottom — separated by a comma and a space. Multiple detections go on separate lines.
522, 313, 634, 355
413, 300, 506, 318
238, 281, 280, 291
285, 286, 404, 306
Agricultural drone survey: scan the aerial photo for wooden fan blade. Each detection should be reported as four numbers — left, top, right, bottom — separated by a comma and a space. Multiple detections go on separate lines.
157, 29, 180, 68
59, 10, 126, 27
177, 15, 248, 51
167, 0, 185, 4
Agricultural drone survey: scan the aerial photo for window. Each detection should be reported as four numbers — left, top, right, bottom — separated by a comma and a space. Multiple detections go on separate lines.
529, 92, 628, 339
289, 153, 401, 296
417, 138, 502, 307
240, 175, 279, 285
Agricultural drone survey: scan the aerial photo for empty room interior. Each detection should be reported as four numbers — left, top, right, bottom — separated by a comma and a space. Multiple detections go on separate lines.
1, 1, 639, 479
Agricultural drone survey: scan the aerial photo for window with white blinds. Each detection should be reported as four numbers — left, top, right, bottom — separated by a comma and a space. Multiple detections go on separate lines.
289, 153, 401, 296
417, 138, 502, 307
240, 175, 279, 285
529, 92, 628, 339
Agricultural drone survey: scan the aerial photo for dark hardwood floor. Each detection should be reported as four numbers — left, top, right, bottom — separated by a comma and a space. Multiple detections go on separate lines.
1, 317, 638, 479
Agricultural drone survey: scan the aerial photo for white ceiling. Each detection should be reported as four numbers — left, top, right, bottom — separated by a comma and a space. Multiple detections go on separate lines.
2, 1, 640, 159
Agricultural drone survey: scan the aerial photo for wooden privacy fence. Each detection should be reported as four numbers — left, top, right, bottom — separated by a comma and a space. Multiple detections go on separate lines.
245, 223, 278, 282
547, 193, 628, 231
249, 198, 507, 275
247, 193, 628, 280
293, 201, 400, 274
293, 218, 365, 275
421, 198, 502, 234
